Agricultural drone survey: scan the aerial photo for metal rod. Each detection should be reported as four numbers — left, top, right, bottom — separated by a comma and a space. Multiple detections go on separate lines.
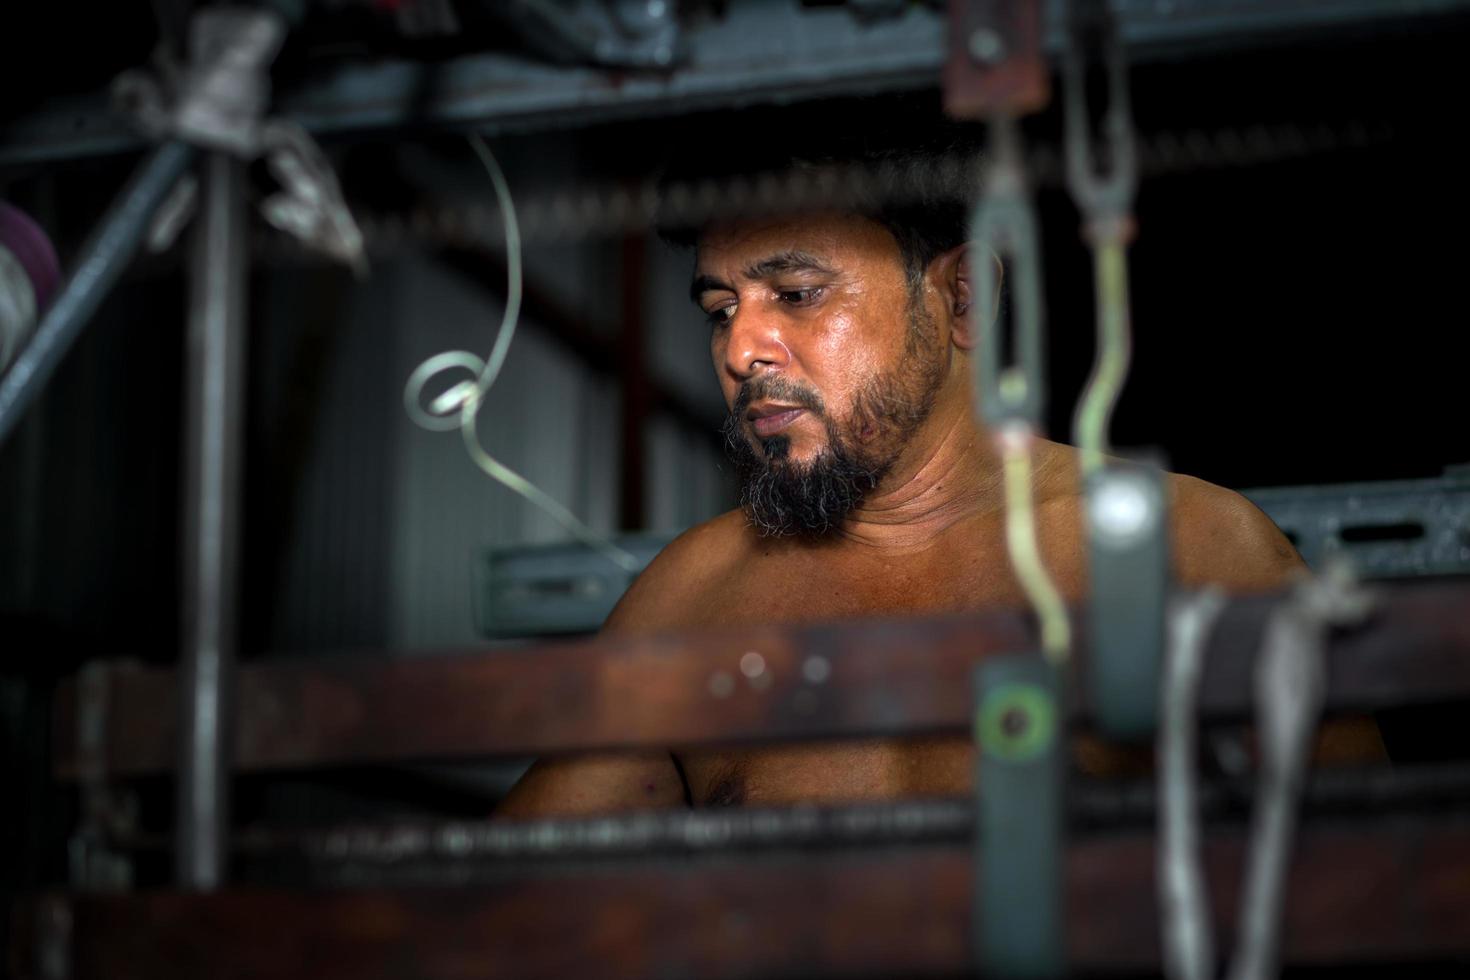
91, 760, 1470, 863
1159, 590, 1226, 980
0, 140, 196, 448
176, 152, 248, 890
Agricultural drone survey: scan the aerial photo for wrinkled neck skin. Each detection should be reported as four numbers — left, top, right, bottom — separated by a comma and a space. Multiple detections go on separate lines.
832, 358, 1007, 555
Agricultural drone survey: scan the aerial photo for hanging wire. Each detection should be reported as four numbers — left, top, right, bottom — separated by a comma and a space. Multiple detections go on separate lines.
1073, 239, 1132, 477
402, 135, 640, 573
998, 420, 1072, 663
1064, 0, 1140, 478
971, 117, 1072, 666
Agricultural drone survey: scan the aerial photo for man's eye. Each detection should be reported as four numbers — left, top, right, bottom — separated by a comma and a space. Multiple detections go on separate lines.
705, 305, 736, 328
778, 287, 822, 305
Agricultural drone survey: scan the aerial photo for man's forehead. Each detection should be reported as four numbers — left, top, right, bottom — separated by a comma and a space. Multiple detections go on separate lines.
694, 211, 895, 279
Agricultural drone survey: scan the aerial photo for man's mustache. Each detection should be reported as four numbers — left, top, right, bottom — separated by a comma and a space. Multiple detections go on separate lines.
730, 377, 825, 419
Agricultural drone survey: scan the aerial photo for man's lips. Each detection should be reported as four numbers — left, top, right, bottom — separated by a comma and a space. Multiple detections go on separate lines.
747, 404, 807, 438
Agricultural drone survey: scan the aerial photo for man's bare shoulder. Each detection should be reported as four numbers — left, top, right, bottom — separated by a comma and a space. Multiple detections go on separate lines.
1033, 443, 1301, 593
1033, 443, 1300, 593
602, 509, 754, 634
1165, 471, 1304, 591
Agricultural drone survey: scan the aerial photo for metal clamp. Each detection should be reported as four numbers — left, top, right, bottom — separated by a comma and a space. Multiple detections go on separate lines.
1085, 460, 1169, 738
975, 655, 1066, 978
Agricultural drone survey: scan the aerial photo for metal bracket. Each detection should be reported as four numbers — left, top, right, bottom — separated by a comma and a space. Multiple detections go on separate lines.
975, 654, 1066, 978
944, 0, 1049, 119
497, 0, 686, 70
1085, 460, 1169, 739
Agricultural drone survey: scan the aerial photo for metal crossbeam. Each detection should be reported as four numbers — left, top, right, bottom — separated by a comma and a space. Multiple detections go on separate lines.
3, 0, 1468, 165
1246, 467, 1470, 577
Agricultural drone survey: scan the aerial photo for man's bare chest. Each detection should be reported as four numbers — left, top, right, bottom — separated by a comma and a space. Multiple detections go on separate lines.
705, 538, 1031, 626
671, 536, 1035, 807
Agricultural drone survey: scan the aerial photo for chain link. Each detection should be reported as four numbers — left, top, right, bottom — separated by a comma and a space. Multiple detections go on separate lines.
251, 120, 1392, 255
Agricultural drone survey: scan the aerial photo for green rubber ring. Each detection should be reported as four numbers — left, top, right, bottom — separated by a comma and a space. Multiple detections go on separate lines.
976, 682, 1057, 763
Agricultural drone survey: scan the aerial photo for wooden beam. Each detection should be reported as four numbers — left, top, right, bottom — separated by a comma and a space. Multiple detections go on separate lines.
12, 815, 1470, 978
50, 580, 1470, 778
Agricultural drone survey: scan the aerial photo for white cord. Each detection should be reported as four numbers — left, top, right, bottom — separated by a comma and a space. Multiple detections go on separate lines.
402, 136, 640, 574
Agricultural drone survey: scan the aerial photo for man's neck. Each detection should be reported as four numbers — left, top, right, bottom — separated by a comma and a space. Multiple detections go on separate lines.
834, 400, 1005, 553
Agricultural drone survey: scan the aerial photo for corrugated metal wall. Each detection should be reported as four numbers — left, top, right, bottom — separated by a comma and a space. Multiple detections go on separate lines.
255, 235, 731, 654
0, 170, 734, 660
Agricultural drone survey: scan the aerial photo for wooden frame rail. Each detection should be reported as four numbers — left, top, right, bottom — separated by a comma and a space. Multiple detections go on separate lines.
13, 812, 1470, 979
53, 580, 1470, 778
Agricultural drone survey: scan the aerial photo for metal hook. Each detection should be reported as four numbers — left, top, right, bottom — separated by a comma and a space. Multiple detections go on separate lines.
1062, 0, 1138, 234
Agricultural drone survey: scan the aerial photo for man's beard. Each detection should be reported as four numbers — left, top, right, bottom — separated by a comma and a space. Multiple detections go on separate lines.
720, 300, 946, 537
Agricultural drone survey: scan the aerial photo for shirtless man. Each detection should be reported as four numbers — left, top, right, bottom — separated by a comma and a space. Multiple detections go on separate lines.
498, 185, 1307, 817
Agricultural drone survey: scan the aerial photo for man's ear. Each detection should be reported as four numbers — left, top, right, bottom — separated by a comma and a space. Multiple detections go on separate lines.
946, 245, 1005, 352
930, 244, 973, 349
935, 244, 1002, 351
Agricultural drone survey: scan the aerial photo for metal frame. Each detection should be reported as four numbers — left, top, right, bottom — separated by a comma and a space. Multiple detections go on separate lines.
1246, 467, 1470, 577
4, 0, 1469, 165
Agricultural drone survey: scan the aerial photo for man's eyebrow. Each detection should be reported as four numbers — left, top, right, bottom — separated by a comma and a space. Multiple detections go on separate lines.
689, 274, 730, 305
741, 250, 836, 281
688, 251, 836, 305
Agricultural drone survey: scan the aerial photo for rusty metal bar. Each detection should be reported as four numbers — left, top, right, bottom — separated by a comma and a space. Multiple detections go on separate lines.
48, 580, 1470, 779
63, 762, 1470, 872
13, 814, 1470, 979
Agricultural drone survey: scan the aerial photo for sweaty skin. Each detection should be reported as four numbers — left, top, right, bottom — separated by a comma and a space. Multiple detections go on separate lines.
496, 211, 1375, 818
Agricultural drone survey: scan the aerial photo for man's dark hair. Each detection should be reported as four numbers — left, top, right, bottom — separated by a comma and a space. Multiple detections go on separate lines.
656, 123, 982, 285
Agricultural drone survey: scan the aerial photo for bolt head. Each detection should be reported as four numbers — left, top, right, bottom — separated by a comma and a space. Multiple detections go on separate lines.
969, 28, 1007, 65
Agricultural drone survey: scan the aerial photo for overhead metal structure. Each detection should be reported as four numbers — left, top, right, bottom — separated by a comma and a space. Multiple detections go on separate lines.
3, 0, 1469, 165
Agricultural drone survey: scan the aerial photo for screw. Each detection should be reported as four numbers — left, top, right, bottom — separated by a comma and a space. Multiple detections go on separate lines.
1001, 706, 1030, 739
1090, 473, 1157, 543
969, 28, 1007, 65
802, 655, 831, 684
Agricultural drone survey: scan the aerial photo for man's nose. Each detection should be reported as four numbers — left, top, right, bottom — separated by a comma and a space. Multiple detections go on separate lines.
722, 306, 790, 381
